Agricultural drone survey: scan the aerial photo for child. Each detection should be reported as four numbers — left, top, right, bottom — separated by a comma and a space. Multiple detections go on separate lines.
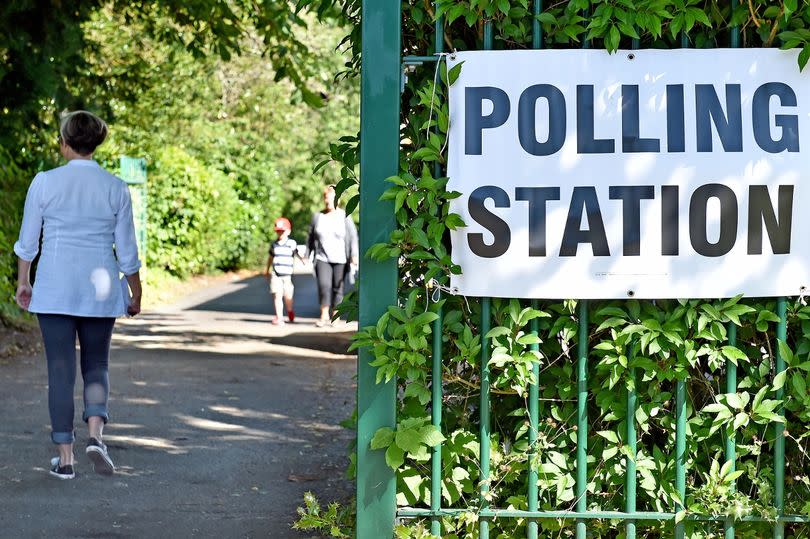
264, 217, 304, 325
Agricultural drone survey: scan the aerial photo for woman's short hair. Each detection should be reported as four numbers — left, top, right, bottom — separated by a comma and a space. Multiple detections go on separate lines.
59, 111, 108, 155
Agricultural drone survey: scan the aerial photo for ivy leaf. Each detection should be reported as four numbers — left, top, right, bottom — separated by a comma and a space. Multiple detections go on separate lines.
418, 425, 446, 447
385, 443, 405, 469
395, 428, 423, 454
721, 345, 747, 365
448, 61, 464, 86
412, 312, 440, 328
793, 374, 807, 396
517, 333, 541, 345
445, 213, 466, 229
345, 194, 360, 216
404, 383, 432, 405
536, 12, 556, 24
597, 430, 620, 444
799, 45, 810, 71
485, 326, 511, 339
607, 25, 621, 51
518, 307, 550, 326
773, 369, 788, 391
370, 427, 395, 450
777, 340, 795, 366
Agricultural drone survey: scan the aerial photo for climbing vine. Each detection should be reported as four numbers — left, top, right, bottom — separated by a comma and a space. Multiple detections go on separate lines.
295, 1, 810, 537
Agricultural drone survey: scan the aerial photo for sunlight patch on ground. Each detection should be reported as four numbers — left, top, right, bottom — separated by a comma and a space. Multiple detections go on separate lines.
108, 423, 145, 430
207, 404, 287, 421
174, 413, 306, 443
297, 421, 344, 432
120, 397, 160, 405
104, 434, 188, 454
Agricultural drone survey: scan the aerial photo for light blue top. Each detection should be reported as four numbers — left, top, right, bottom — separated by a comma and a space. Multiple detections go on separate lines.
13, 159, 141, 317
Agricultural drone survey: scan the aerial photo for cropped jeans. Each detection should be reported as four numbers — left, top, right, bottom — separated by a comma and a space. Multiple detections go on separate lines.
37, 314, 115, 444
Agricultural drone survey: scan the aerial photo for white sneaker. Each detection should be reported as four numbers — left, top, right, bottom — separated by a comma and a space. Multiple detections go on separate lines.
49, 456, 75, 479
86, 437, 115, 476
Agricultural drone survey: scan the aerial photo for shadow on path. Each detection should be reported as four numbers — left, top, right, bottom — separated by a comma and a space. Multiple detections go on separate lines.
0, 273, 356, 538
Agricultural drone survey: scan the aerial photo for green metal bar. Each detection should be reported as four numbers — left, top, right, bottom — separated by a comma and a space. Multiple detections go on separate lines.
532, 0, 543, 49
402, 55, 439, 65
526, 7, 543, 538
730, 0, 741, 48
430, 299, 443, 537
774, 296, 787, 539
478, 23, 493, 539
429, 12, 445, 536
434, 7, 443, 55
626, 365, 637, 539
673, 32, 689, 539
483, 21, 493, 50
576, 300, 589, 539
480, 297, 492, 539
356, 1, 400, 537
575, 6, 590, 532
675, 378, 687, 539
725, 323, 737, 539
528, 299, 540, 539
721, 11, 740, 537
397, 508, 810, 523
626, 34, 641, 539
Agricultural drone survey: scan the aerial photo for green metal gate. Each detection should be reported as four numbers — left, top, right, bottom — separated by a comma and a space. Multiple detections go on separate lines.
356, 2, 808, 537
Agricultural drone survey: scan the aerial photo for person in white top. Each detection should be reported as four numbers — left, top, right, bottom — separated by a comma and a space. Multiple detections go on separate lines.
14, 110, 142, 479
306, 185, 358, 327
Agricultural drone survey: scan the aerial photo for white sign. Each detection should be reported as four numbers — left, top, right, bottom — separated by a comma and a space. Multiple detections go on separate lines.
447, 49, 810, 299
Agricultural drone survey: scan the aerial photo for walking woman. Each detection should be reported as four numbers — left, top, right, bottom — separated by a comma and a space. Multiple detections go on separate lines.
307, 185, 358, 327
14, 111, 142, 479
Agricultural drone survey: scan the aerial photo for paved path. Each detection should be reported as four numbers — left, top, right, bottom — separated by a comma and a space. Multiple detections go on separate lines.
0, 273, 356, 538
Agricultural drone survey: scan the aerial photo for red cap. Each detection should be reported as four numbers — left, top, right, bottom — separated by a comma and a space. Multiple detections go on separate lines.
274, 217, 291, 232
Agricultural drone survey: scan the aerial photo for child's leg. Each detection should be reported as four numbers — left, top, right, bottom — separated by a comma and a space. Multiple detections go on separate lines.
273, 292, 284, 320
284, 276, 295, 322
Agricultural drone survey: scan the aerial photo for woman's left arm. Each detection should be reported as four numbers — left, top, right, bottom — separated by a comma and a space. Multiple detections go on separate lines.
114, 184, 142, 276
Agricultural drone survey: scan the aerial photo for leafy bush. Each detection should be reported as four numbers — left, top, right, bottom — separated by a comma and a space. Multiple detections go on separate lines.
0, 149, 27, 323
146, 146, 241, 277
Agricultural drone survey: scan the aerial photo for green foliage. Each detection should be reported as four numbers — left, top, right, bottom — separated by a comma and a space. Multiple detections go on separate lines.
144, 146, 240, 276
0, 0, 353, 158
1, 2, 359, 322
303, 1, 810, 537
0, 149, 26, 323
292, 491, 354, 538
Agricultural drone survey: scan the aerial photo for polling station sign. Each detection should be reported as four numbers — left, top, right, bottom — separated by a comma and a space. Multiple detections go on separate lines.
447, 49, 810, 299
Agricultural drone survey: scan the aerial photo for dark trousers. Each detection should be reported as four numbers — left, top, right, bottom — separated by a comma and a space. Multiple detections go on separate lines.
314, 260, 347, 311
37, 314, 115, 444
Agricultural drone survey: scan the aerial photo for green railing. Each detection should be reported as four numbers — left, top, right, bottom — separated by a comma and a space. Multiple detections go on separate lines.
356, 1, 808, 537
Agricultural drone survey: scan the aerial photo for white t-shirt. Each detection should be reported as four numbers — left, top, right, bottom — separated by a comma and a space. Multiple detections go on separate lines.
314, 209, 348, 264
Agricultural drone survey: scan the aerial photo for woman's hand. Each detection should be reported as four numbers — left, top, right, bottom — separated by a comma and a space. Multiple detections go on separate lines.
15, 283, 32, 311
125, 271, 142, 316
127, 294, 141, 317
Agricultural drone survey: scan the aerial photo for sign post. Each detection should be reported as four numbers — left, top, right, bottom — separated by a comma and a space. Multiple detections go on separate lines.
119, 156, 147, 272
